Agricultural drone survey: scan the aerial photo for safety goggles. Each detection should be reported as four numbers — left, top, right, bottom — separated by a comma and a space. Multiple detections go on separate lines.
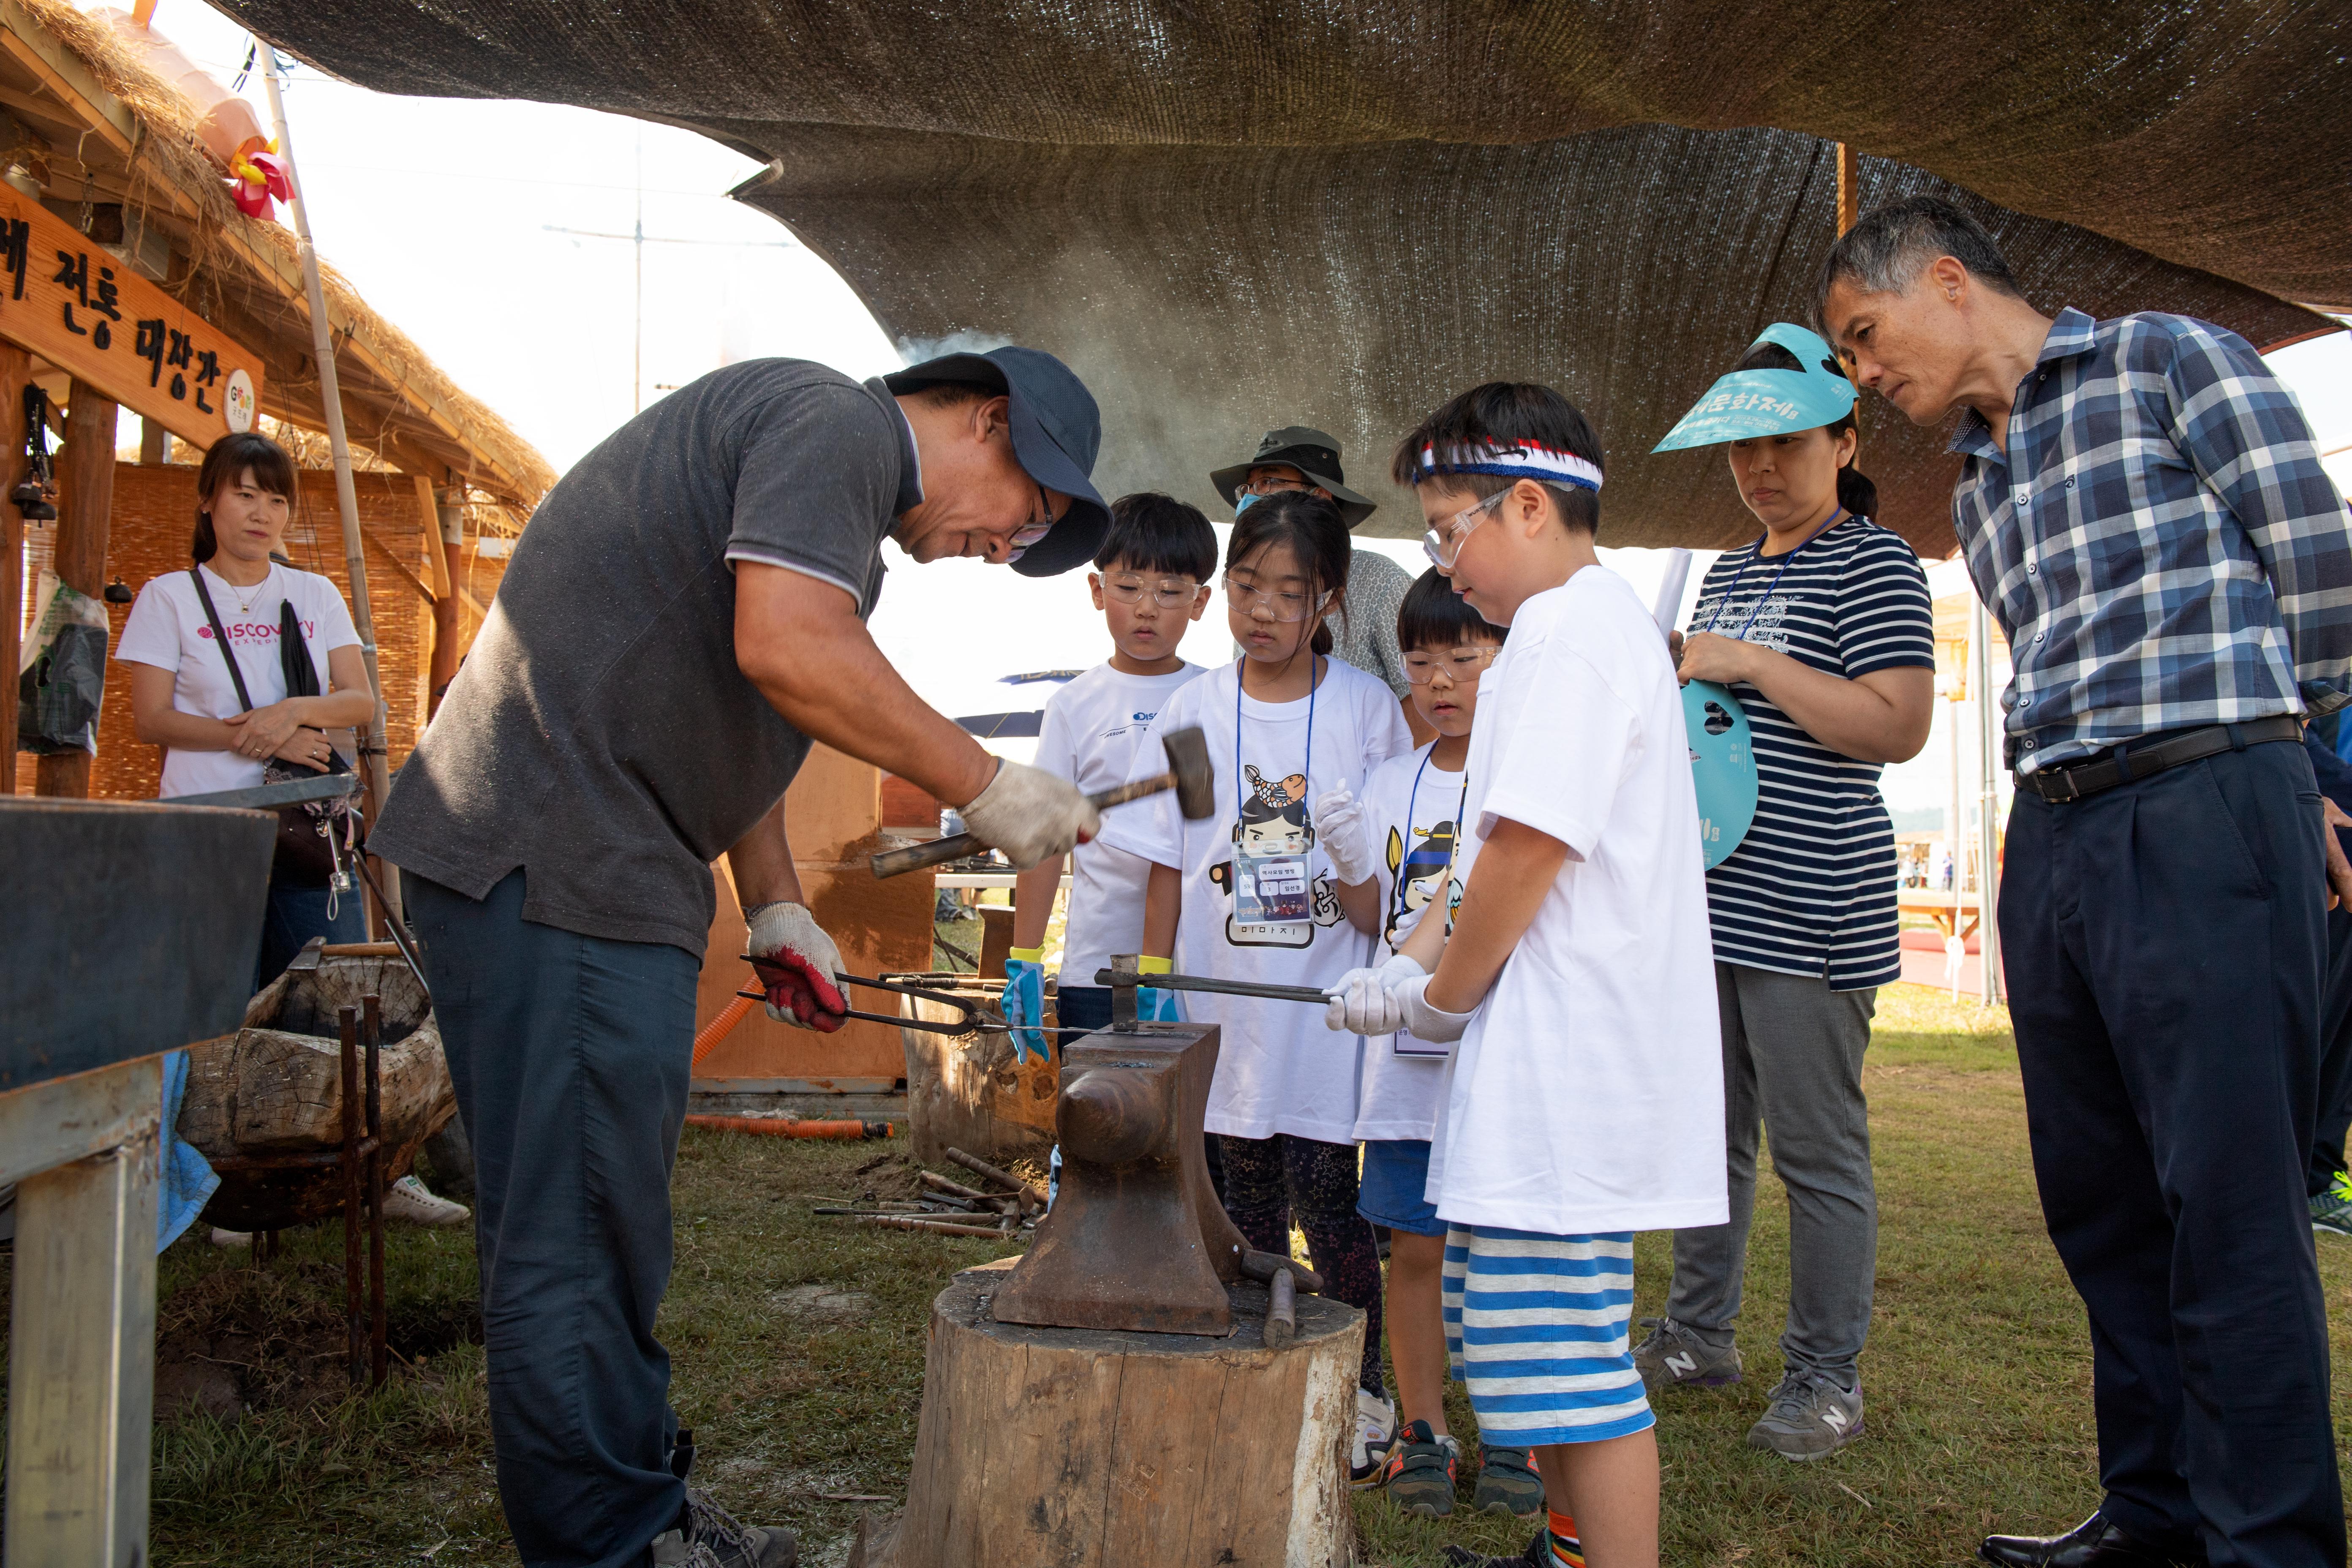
1421, 489, 1507, 571
1401, 645, 1498, 685
1222, 570, 1331, 623
1099, 574, 1203, 609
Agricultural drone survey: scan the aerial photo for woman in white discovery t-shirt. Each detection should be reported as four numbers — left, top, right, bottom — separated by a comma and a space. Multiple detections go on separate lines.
117, 432, 374, 992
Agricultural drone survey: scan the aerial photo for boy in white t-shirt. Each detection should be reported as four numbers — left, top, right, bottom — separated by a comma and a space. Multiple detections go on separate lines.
1325, 568, 1528, 1522
1328, 385, 1725, 1568
1007, 493, 1217, 1045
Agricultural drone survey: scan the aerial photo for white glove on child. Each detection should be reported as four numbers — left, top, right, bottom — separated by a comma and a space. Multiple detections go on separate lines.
956, 760, 1102, 871
1393, 972, 1478, 1045
1313, 783, 1377, 887
1323, 954, 1425, 1036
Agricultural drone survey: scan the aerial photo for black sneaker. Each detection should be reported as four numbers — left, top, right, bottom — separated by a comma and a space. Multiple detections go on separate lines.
1472, 1443, 1545, 1517
1380, 1420, 1459, 1517
649, 1488, 797, 1567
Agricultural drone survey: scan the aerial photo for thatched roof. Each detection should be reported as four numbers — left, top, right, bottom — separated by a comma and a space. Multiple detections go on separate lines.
210, 0, 2345, 553
0, 0, 553, 512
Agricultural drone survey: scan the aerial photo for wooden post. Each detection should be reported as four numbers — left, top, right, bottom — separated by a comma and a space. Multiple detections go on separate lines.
34, 382, 115, 799
4, 1130, 159, 1567
1836, 142, 1857, 236
261, 53, 397, 925
417, 474, 460, 719
0, 340, 30, 793
136, 416, 164, 465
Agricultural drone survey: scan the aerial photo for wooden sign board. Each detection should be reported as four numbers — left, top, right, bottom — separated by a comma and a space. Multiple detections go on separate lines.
0, 189, 263, 449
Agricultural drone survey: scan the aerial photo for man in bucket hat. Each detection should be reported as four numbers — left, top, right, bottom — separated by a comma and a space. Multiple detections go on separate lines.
1214, 425, 1417, 700
374, 346, 1110, 1568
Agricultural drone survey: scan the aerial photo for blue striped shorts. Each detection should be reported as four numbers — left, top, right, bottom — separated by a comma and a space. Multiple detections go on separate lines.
1443, 1225, 1653, 1446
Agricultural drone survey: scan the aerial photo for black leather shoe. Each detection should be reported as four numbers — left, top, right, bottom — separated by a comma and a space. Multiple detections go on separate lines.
1979, 1513, 2204, 1567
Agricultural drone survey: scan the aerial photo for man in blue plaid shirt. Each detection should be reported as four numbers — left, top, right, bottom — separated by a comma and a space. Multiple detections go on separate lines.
1819, 196, 2352, 1568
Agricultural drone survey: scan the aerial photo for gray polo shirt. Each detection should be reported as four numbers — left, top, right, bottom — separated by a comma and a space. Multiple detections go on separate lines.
372, 359, 921, 955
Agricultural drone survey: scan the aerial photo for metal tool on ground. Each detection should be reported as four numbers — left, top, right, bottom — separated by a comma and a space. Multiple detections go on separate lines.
868, 725, 1216, 878
945, 1146, 1046, 1212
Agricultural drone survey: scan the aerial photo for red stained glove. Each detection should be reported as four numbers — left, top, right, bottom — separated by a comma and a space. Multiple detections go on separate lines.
745, 902, 849, 1032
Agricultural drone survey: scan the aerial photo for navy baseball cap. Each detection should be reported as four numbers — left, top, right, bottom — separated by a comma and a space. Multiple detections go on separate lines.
883, 346, 1109, 577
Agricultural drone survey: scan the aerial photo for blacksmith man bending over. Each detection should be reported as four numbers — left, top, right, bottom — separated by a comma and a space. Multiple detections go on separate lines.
373, 348, 1112, 1568
1819, 196, 2352, 1568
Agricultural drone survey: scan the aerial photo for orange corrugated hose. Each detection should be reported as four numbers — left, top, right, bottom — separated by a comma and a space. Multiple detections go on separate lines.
691, 993, 757, 1066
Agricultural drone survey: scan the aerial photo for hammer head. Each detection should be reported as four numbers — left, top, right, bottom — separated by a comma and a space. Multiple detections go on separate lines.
1162, 727, 1216, 820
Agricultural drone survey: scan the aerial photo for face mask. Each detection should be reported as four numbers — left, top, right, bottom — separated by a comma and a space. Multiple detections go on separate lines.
1234, 492, 1262, 516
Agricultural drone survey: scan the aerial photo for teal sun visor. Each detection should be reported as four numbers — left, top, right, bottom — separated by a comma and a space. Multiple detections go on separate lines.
1652, 323, 1857, 453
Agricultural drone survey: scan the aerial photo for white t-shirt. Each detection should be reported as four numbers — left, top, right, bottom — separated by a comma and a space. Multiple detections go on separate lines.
1425, 566, 1728, 1235
1032, 660, 1206, 987
1102, 657, 1413, 1143
1352, 741, 1467, 1143
115, 562, 361, 799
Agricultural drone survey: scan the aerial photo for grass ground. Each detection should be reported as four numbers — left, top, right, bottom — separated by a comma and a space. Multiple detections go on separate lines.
34, 984, 2352, 1564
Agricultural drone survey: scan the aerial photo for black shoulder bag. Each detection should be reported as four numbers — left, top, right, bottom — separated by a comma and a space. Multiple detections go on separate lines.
188, 567, 359, 885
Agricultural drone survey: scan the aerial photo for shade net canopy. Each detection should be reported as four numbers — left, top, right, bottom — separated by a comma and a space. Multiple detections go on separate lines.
218, 0, 2349, 555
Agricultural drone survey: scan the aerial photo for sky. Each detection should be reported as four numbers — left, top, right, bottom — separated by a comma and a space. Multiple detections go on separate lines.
125, 2, 2352, 825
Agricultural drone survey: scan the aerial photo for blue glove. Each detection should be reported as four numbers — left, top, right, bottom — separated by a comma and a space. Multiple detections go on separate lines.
1004, 952, 1047, 1062
1135, 956, 1184, 1024
1137, 985, 1184, 1023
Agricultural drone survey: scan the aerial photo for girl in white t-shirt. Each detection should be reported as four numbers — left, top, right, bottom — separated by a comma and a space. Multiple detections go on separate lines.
117, 432, 374, 991
1105, 488, 1412, 1483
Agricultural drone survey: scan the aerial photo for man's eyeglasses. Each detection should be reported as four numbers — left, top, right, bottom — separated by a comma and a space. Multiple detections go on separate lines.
1099, 574, 1202, 609
1402, 646, 1499, 685
1222, 571, 1329, 623
1005, 482, 1059, 562
1239, 471, 1320, 498
1422, 489, 1507, 570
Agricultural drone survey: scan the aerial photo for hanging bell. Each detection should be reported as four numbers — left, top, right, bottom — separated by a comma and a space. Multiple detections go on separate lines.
10, 477, 52, 520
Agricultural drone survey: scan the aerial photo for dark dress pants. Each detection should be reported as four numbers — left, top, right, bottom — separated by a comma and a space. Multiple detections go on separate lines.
2310, 906, 2352, 1195
406, 870, 696, 1568
2001, 740, 2343, 1567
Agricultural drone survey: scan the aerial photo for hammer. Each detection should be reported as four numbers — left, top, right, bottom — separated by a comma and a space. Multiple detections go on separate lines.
869, 726, 1216, 879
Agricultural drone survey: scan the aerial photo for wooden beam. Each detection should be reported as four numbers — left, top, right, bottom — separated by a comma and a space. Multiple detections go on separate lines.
0, 1, 132, 156
0, 338, 27, 792
362, 523, 433, 604
1835, 142, 1857, 236
34, 379, 113, 798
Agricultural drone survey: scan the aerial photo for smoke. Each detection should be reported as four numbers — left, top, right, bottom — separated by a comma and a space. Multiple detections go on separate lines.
894, 329, 1016, 365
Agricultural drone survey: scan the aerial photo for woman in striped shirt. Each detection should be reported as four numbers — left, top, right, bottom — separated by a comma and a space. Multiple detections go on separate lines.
1635, 325, 1936, 1462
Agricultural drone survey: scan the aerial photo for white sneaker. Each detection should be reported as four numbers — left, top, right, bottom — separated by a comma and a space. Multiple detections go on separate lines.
210, 1226, 251, 1248
382, 1175, 471, 1228
1350, 1388, 1396, 1487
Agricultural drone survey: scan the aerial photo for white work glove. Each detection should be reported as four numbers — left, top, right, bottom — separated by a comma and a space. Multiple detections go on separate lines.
745, 901, 848, 1032
1313, 783, 1377, 887
1393, 971, 1478, 1045
956, 760, 1102, 871
1324, 954, 1425, 1035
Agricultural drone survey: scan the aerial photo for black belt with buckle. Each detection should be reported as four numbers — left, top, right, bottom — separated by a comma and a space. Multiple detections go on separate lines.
2015, 714, 2303, 803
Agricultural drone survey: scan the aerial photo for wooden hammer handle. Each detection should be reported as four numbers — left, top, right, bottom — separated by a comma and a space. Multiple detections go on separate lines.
868, 773, 1178, 879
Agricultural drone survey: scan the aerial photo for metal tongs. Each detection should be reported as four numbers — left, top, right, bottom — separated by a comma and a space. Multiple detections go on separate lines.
737, 963, 1010, 1035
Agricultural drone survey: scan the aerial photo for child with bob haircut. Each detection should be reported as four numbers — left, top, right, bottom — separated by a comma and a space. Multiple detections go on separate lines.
1332, 569, 1540, 1522
1104, 487, 1414, 1484
1007, 493, 1217, 1048
1327, 384, 1725, 1568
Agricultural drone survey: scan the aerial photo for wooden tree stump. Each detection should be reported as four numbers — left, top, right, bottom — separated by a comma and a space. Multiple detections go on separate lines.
897, 975, 1058, 1168
881, 1258, 1364, 1568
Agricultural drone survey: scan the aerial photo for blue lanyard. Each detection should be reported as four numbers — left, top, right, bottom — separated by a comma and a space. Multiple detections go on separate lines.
1233, 655, 1319, 842
1386, 745, 1468, 940
1701, 508, 1846, 643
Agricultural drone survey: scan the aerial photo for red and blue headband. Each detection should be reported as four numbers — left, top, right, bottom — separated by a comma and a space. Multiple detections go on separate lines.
1416, 441, 1604, 493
